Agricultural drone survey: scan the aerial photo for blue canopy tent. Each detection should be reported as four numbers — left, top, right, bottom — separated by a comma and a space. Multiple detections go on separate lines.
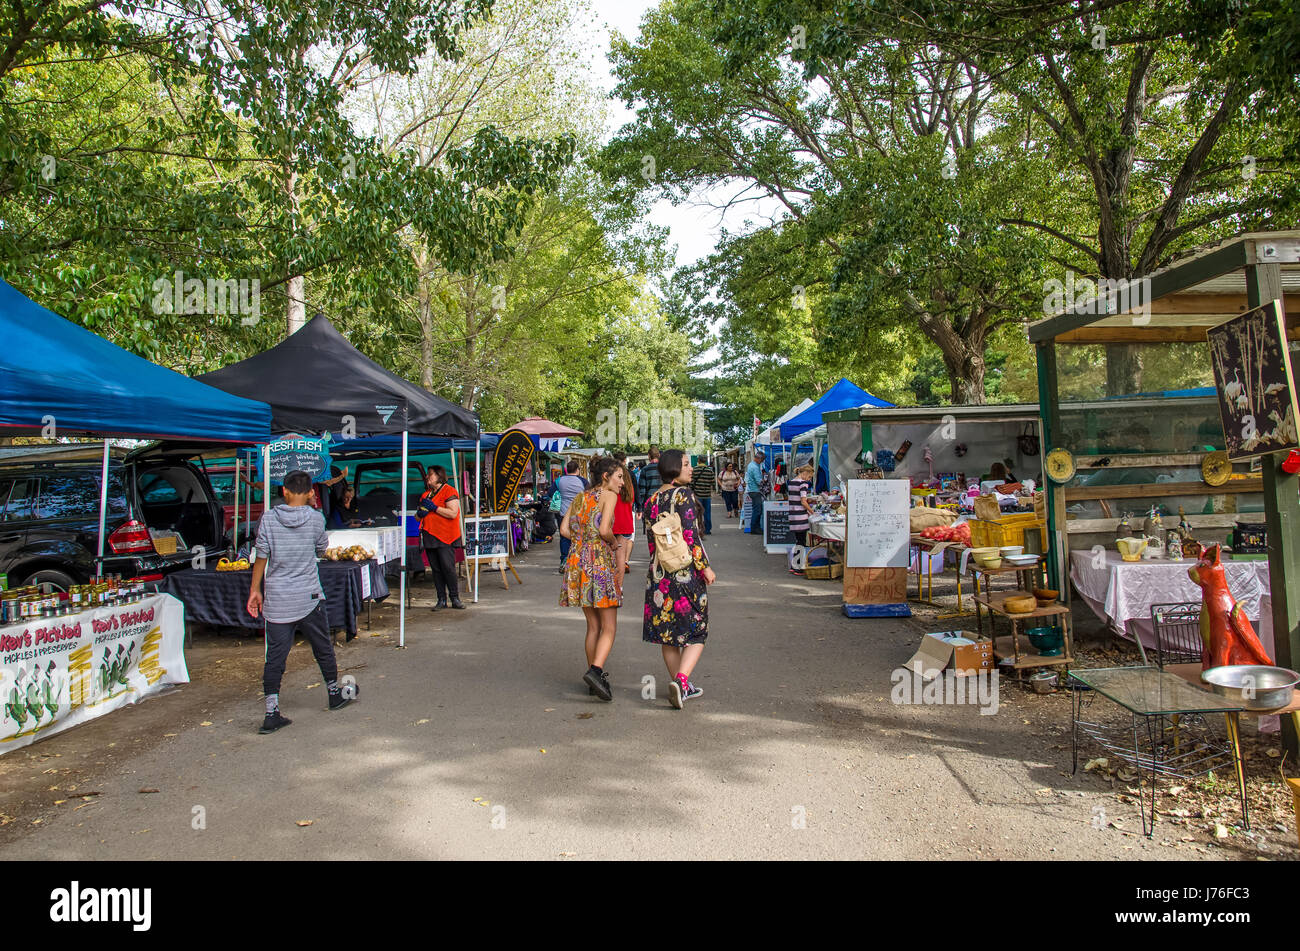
0, 280, 270, 444
778, 378, 893, 441
0, 279, 272, 573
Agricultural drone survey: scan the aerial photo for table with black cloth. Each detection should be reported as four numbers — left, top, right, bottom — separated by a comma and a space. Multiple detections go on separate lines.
161, 560, 389, 640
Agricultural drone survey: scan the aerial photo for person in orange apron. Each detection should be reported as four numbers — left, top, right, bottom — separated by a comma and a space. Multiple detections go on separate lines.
416, 466, 465, 610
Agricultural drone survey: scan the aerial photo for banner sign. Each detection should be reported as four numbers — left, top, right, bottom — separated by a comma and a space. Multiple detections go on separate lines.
491, 429, 534, 513
463, 515, 512, 561
1207, 299, 1300, 460
256, 434, 333, 486
1, 594, 189, 755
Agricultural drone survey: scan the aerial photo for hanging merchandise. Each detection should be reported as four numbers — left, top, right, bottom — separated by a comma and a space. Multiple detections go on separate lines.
875, 449, 896, 472
1018, 423, 1040, 456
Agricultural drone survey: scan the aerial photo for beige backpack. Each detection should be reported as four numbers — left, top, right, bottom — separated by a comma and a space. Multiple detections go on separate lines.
650, 488, 693, 575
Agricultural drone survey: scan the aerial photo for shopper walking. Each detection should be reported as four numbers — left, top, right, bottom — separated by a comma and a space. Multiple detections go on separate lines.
553, 459, 588, 573
637, 446, 662, 511
612, 459, 637, 573
718, 461, 741, 517
416, 466, 465, 610
690, 456, 716, 535
560, 456, 625, 701
643, 450, 715, 709
745, 449, 765, 536
786, 463, 815, 547
247, 470, 356, 735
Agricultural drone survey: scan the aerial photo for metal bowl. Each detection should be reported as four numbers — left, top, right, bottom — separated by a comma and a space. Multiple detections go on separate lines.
1029, 671, 1058, 694
1201, 665, 1300, 711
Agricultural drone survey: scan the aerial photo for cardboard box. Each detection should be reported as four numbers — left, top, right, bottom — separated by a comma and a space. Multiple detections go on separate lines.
904, 631, 994, 680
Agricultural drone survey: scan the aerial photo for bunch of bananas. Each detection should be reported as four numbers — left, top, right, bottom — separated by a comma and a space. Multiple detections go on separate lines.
216, 557, 251, 572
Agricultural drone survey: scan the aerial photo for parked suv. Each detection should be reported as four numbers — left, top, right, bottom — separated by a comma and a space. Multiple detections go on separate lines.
0, 448, 227, 591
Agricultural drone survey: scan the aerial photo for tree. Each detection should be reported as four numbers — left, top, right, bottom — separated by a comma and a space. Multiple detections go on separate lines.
602, 0, 1053, 404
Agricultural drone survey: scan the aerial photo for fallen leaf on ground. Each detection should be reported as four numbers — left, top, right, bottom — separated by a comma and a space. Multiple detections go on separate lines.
559, 851, 576, 857
163, 733, 177, 737
539, 748, 547, 753
544, 708, 555, 713
296, 820, 313, 827
138, 788, 160, 794
53, 799, 66, 805
1084, 757, 1109, 772
1214, 823, 1229, 839
414, 718, 430, 725
576, 712, 594, 719
306, 683, 320, 690
199, 721, 213, 727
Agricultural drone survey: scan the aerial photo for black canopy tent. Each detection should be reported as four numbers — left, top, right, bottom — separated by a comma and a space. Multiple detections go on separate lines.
197, 314, 480, 644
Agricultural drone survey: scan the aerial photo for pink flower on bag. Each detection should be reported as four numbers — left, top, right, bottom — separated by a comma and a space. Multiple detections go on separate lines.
644, 604, 652, 619
659, 578, 670, 594
674, 597, 690, 614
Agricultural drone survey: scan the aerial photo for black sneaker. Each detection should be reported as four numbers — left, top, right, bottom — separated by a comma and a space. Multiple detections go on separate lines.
683, 680, 703, 701
259, 711, 292, 734
450, 599, 466, 609
433, 600, 447, 611
328, 684, 357, 710
668, 678, 683, 710
588, 670, 611, 696
583, 667, 612, 702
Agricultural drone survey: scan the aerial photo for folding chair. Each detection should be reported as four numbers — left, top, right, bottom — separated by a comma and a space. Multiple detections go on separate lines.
1147, 602, 1203, 668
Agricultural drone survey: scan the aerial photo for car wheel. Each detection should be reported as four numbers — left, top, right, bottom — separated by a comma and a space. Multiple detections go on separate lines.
22, 568, 77, 593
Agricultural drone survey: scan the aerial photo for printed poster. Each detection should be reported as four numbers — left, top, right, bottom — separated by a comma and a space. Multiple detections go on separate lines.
1, 594, 189, 754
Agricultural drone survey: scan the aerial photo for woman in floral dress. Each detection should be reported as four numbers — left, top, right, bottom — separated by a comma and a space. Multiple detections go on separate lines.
642, 449, 717, 709
559, 456, 625, 701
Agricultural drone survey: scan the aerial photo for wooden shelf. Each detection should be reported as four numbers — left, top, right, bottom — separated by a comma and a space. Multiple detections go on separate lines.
975, 593, 1070, 619
993, 637, 1073, 669
1064, 479, 1262, 501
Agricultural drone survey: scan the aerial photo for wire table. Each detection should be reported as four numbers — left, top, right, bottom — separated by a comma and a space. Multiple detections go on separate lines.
1069, 666, 1247, 836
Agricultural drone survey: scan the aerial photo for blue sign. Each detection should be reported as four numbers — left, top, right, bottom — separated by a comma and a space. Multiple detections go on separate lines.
256, 435, 333, 486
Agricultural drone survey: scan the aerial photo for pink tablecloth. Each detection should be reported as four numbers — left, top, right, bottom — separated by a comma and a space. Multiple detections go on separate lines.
1069, 550, 1270, 647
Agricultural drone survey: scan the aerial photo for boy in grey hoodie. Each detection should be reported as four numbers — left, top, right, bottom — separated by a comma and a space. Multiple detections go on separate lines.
247, 469, 356, 734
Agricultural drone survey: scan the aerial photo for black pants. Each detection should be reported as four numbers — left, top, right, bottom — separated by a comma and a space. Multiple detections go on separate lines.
423, 536, 461, 602
263, 602, 336, 696
793, 529, 809, 547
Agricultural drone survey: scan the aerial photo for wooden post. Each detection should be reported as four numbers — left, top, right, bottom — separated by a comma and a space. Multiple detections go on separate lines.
1246, 253, 1300, 760
1036, 341, 1067, 596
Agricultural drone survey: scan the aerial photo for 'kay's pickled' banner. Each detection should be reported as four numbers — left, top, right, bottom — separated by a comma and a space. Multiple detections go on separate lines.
0, 594, 189, 754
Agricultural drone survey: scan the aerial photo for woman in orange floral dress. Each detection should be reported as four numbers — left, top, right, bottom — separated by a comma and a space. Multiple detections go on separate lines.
559, 456, 625, 701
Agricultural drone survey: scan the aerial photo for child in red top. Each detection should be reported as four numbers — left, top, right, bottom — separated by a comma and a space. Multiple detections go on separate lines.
612, 461, 636, 574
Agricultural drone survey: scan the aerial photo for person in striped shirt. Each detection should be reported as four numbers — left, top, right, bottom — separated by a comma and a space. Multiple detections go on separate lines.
690, 457, 716, 535
785, 464, 815, 546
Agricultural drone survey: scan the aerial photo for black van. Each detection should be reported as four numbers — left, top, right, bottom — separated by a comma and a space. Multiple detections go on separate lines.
0, 446, 227, 591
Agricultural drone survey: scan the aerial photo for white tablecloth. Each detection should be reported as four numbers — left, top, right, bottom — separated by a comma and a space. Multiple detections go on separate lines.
326, 526, 404, 565
1069, 550, 1269, 643
809, 517, 845, 543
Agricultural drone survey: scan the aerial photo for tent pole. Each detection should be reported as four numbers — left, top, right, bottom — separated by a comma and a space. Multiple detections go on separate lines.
95, 438, 110, 577
233, 454, 241, 555
475, 430, 481, 604
399, 429, 409, 648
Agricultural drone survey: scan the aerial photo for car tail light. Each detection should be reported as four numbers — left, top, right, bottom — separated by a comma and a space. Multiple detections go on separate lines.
108, 520, 154, 555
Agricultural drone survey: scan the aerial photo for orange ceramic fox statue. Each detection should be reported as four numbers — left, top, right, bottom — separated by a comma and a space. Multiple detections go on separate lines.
1187, 543, 1273, 669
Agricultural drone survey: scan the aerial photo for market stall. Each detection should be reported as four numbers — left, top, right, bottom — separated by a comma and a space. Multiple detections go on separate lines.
160, 558, 387, 640
196, 313, 479, 645
0, 279, 273, 753
1029, 230, 1300, 756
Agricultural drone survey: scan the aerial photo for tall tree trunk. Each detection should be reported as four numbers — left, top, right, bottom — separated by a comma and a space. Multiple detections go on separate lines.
1105, 343, 1143, 396
284, 160, 306, 336
921, 308, 988, 405
415, 245, 434, 389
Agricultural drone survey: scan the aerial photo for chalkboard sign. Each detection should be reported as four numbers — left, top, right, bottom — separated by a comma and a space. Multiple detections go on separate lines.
845, 479, 909, 569
763, 501, 795, 553
740, 492, 753, 531
463, 516, 511, 560
256, 435, 332, 485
